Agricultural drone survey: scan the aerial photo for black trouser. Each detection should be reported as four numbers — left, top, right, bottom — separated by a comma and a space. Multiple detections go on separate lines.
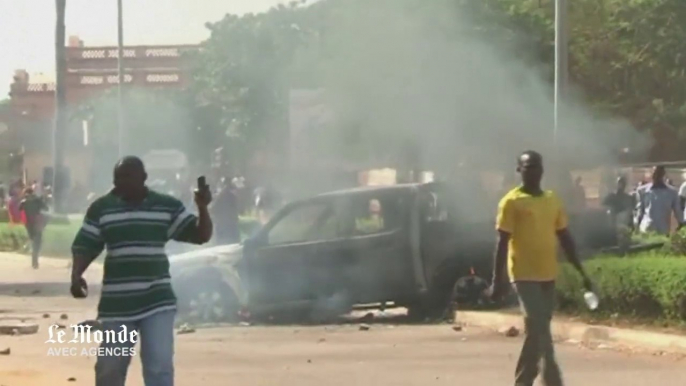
25, 225, 43, 268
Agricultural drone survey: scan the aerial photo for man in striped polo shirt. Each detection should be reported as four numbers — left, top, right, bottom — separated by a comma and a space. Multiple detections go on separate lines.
71, 156, 213, 386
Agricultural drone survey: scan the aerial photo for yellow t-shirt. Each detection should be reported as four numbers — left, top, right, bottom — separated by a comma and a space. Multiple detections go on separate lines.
496, 187, 568, 282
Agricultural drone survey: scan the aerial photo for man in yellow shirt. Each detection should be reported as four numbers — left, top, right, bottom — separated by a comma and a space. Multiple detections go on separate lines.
490, 151, 592, 386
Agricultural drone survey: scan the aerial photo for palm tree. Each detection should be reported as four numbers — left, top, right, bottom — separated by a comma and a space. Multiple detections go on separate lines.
54, 0, 67, 212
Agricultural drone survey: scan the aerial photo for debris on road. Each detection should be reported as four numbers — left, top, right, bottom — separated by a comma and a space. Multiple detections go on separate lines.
360, 312, 374, 323
499, 326, 519, 337
359, 324, 371, 331
0, 348, 10, 355
0, 321, 39, 335
42, 313, 50, 318
60, 314, 69, 320
177, 324, 196, 335
67, 377, 76, 382
307, 359, 312, 363
452, 325, 463, 332
318, 338, 326, 343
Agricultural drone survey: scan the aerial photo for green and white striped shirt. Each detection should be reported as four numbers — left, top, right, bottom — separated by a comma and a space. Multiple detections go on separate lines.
72, 189, 198, 321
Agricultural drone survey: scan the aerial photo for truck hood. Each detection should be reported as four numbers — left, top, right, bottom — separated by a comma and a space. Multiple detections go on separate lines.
169, 243, 244, 269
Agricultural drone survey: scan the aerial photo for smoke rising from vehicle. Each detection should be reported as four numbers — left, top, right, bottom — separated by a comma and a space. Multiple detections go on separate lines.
295, 0, 650, 198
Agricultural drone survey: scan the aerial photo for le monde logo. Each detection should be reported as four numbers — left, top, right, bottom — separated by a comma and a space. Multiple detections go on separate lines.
45, 323, 139, 357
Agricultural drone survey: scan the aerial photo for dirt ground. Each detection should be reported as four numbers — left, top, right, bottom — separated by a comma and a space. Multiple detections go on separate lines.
0, 253, 685, 386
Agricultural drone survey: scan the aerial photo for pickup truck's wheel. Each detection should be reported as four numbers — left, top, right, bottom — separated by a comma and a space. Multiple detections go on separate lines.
175, 269, 240, 325
408, 273, 490, 322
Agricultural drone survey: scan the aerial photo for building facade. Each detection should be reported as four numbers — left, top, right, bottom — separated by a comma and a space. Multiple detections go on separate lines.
4, 36, 198, 189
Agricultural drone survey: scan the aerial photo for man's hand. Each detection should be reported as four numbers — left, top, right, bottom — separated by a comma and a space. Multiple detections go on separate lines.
70, 276, 88, 299
581, 273, 593, 292
487, 277, 509, 302
194, 185, 212, 209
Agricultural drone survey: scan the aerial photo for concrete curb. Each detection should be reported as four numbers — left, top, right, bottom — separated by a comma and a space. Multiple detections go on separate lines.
456, 311, 686, 354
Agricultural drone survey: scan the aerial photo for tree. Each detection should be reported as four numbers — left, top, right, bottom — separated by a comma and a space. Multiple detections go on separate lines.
193, 0, 686, 173
190, 1, 311, 174
487, 0, 686, 160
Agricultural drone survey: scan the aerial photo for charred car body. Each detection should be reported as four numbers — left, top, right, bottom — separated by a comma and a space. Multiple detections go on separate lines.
170, 182, 616, 322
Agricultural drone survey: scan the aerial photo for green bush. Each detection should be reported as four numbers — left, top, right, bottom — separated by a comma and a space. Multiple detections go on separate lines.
557, 256, 686, 321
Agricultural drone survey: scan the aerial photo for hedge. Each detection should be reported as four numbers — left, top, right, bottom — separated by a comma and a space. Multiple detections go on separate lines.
0, 217, 262, 258
557, 256, 686, 322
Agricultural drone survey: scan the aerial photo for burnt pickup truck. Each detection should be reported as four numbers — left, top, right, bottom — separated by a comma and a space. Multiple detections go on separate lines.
169, 182, 615, 323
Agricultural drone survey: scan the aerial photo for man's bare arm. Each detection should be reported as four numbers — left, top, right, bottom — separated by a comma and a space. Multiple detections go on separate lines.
191, 204, 213, 244
490, 230, 510, 299
71, 255, 94, 281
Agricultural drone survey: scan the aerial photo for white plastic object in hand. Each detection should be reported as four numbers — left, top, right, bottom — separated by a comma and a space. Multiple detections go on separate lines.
583, 291, 599, 310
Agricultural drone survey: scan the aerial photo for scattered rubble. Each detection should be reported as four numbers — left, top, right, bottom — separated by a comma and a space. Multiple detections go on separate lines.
452, 325, 463, 332
60, 314, 69, 320
42, 313, 50, 319
0, 348, 10, 355
359, 324, 371, 331
67, 377, 77, 382
360, 312, 374, 323
499, 326, 520, 337
0, 321, 39, 335
177, 324, 196, 335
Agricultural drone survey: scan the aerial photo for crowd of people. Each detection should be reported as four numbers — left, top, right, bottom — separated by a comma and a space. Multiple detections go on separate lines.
601, 165, 686, 238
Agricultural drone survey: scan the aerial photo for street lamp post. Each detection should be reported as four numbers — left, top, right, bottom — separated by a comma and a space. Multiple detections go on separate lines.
117, 0, 125, 158
554, 0, 568, 146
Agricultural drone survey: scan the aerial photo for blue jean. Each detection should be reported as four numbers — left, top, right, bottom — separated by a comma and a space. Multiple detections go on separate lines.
95, 309, 175, 386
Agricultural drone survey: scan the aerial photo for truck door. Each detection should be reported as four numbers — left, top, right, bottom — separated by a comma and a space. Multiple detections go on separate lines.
245, 199, 347, 309
339, 192, 415, 304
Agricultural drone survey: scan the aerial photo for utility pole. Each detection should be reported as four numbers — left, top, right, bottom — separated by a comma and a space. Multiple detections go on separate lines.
553, 0, 569, 146
117, 0, 125, 158
53, 0, 67, 213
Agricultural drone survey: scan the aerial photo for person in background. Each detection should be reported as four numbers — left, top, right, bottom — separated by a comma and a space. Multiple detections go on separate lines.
70, 156, 213, 386
212, 177, 241, 244
490, 150, 592, 386
19, 187, 48, 269
602, 176, 634, 250
7, 185, 22, 224
677, 175, 686, 215
603, 176, 634, 228
31, 179, 42, 197
635, 165, 683, 235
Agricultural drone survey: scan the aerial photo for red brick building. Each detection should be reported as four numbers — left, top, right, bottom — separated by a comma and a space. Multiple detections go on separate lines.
4, 36, 198, 187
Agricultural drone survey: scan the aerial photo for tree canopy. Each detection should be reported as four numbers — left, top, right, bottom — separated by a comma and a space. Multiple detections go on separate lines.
82, 0, 686, 175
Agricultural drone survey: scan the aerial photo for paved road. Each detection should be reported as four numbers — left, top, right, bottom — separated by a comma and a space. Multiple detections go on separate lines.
0, 254, 683, 385
0, 319, 684, 386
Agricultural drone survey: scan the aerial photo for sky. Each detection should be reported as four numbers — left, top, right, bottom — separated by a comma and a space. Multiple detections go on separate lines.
0, 0, 288, 98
